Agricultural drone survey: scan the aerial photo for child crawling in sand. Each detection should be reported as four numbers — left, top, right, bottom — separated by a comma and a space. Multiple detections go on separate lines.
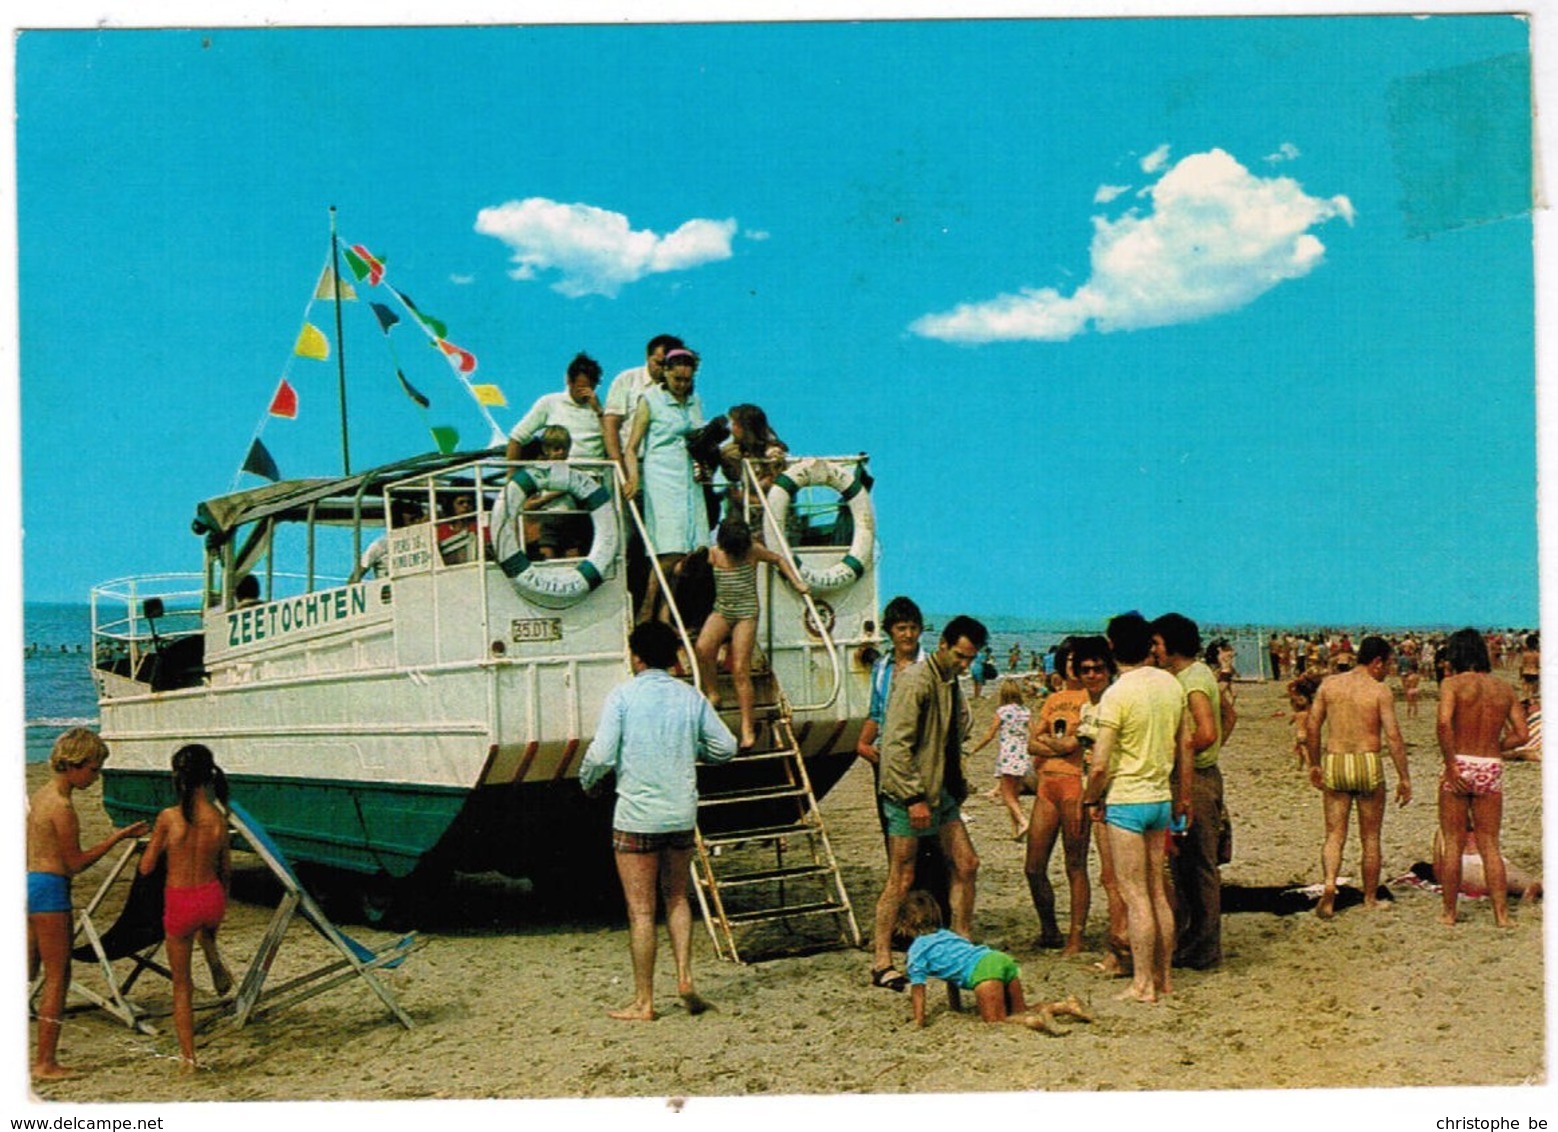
896, 890, 1091, 1033
139, 743, 234, 1071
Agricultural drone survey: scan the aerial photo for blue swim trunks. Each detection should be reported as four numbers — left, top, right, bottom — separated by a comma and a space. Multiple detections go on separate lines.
27, 871, 71, 915
881, 794, 963, 839
1104, 800, 1172, 835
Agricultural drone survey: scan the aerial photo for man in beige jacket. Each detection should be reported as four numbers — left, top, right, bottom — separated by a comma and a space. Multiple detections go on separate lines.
870, 614, 988, 992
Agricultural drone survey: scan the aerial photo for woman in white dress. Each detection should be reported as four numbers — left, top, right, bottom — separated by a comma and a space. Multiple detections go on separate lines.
623, 348, 708, 622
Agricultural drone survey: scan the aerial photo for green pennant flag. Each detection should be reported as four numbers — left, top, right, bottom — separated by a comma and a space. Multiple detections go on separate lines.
393, 287, 448, 339
342, 244, 385, 285
431, 426, 460, 454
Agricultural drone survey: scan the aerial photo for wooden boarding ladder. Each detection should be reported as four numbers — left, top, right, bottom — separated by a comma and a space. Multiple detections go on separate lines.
688, 668, 860, 963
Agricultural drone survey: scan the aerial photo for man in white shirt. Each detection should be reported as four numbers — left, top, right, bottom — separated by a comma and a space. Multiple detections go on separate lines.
602, 334, 683, 467
506, 352, 606, 462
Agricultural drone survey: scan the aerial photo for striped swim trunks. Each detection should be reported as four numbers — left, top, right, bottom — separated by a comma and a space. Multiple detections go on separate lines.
1321, 751, 1383, 795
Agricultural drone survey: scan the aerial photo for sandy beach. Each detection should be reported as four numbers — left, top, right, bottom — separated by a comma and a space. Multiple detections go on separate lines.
18, 671, 1546, 1108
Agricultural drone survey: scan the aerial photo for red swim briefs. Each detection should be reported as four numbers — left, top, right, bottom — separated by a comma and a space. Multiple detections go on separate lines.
163, 879, 227, 939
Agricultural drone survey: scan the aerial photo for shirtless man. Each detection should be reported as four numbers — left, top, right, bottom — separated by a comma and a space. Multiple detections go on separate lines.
27, 728, 148, 1078
1304, 636, 1411, 919
1436, 627, 1528, 927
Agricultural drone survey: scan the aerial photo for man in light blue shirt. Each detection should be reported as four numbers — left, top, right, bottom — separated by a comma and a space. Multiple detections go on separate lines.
580, 620, 737, 1021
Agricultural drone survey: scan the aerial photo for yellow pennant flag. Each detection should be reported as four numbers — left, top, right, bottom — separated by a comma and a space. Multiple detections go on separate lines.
471, 384, 507, 407
294, 323, 330, 360
314, 266, 358, 302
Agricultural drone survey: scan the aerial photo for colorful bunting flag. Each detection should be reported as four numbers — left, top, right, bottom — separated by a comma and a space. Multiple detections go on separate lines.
314, 266, 358, 302
242, 438, 280, 482
342, 243, 385, 286
437, 338, 478, 374
370, 302, 400, 333
431, 426, 460, 454
397, 369, 430, 409
294, 323, 330, 360
393, 288, 448, 339
470, 383, 506, 407
268, 379, 298, 419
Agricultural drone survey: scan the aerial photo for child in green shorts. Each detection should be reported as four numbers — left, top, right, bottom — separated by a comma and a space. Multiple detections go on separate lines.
896, 890, 1091, 1033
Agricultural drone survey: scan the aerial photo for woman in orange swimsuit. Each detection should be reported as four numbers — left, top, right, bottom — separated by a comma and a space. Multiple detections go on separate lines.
1023, 638, 1110, 955
140, 744, 233, 1071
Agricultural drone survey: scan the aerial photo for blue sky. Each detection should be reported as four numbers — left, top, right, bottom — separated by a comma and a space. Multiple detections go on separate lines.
11, 12, 1541, 631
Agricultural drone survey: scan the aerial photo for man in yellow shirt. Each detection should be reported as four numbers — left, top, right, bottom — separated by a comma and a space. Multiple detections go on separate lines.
1082, 613, 1192, 1004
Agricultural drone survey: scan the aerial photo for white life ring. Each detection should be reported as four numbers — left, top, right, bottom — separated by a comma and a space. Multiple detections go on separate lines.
764, 457, 875, 592
489, 464, 619, 609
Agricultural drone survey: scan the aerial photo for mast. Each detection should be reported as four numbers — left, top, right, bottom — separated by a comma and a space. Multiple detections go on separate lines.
328, 206, 352, 475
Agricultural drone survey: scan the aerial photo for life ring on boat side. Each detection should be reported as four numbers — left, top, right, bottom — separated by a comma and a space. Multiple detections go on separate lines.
489, 464, 620, 610
764, 457, 875, 593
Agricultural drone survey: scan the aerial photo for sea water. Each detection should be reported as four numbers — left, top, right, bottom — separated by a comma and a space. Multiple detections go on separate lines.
22, 602, 98, 764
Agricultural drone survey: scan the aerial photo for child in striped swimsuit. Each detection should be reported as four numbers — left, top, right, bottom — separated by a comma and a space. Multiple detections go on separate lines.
694, 515, 810, 750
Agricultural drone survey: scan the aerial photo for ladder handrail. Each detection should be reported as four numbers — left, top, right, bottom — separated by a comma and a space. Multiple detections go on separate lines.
617, 467, 702, 696
740, 457, 844, 713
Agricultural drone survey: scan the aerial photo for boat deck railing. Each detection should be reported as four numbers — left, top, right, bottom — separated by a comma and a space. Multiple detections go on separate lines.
376, 453, 862, 711
91, 573, 207, 676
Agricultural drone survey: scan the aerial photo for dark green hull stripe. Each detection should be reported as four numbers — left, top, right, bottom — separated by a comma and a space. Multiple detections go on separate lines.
102, 768, 468, 880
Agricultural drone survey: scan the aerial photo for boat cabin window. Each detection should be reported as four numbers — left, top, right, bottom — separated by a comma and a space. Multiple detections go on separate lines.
435, 491, 479, 565
521, 492, 593, 561
352, 496, 430, 582
788, 485, 855, 548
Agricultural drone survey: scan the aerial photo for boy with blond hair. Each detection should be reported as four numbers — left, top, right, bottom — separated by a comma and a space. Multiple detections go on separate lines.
27, 728, 147, 1078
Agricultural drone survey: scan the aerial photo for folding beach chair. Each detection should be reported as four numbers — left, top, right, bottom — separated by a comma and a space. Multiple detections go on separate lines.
34, 838, 172, 1034
224, 801, 418, 1030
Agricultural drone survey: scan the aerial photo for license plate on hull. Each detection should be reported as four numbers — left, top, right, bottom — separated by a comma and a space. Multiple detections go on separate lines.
510, 617, 563, 643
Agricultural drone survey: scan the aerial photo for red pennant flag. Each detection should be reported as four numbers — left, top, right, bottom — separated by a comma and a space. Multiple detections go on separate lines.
436, 338, 478, 374
268, 379, 298, 419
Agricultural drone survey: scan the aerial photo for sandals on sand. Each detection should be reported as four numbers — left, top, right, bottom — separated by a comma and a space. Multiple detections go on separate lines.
871, 966, 909, 992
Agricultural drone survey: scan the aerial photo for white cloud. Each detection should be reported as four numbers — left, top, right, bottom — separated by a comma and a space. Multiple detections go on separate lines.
1264, 142, 1302, 163
449, 273, 475, 285
744, 228, 772, 241
1094, 183, 1131, 204
473, 198, 737, 298
910, 148, 1354, 344
1141, 143, 1172, 173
